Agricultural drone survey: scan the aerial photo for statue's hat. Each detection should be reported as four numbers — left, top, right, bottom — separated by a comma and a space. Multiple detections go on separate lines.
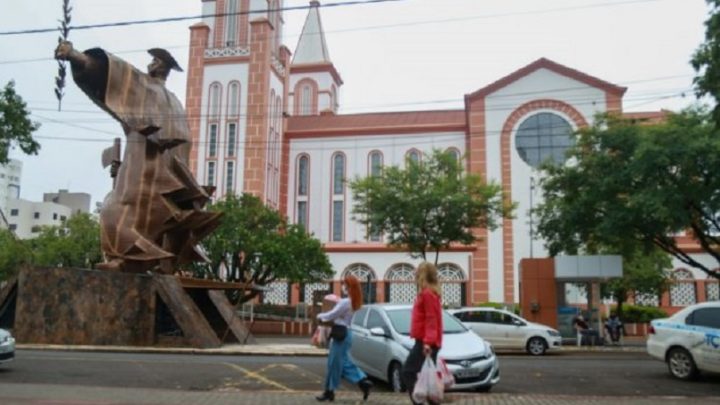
148, 48, 183, 72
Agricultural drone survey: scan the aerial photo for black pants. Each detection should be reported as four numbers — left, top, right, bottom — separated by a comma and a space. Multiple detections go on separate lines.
401, 340, 439, 405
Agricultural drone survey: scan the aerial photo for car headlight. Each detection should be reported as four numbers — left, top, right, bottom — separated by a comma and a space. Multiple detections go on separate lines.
0, 335, 7, 344
546, 330, 560, 337
487, 342, 495, 355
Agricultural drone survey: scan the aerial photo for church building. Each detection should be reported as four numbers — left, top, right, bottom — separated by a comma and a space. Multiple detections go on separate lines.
185, 1, 718, 308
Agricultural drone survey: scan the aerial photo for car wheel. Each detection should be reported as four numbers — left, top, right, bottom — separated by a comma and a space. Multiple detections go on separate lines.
388, 361, 405, 392
526, 337, 547, 356
667, 347, 698, 380
476, 385, 492, 393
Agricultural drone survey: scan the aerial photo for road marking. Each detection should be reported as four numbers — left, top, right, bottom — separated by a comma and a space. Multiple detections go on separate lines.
222, 362, 292, 392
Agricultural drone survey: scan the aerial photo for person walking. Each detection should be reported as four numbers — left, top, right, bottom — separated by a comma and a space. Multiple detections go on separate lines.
315, 275, 373, 402
402, 262, 443, 405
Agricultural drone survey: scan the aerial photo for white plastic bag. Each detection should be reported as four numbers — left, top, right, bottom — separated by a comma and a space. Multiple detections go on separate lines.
437, 357, 455, 390
412, 356, 444, 403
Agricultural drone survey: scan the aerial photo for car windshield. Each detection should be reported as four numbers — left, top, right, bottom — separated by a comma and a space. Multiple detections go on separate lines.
385, 308, 467, 335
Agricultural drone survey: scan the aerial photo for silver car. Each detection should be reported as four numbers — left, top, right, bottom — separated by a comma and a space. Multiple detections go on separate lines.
349, 304, 500, 392
0, 328, 15, 365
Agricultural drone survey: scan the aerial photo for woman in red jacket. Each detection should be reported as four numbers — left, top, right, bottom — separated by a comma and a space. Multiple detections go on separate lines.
402, 262, 443, 405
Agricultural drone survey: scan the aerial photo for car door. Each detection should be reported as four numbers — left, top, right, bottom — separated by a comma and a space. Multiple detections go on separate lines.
360, 309, 393, 378
488, 310, 516, 347
685, 306, 720, 373
459, 310, 500, 346
349, 307, 370, 371
506, 313, 529, 347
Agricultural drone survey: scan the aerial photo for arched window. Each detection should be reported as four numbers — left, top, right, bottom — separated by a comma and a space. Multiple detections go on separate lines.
294, 79, 318, 116
342, 263, 377, 303
301, 85, 312, 115
207, 161, 216, 186
385, 263, 416, 304
330, 85, 338, 112
225, 161, 234, 195
224, 0, 239, 47
515, 112, 574, 168
296, 155, 310, 230
368, 151, 383, 177
446, 147, 461, 163
406, 149, 421, 165
208, 82, 222, 120
331, 153, 346, 242
269, 90, 276, 131
438, 263, 466, 306
208, 123, 218, 158
275, 96, 283, 132
332, 153, 345, 195
297, 155, 309, 196
670, 269, 697, 306
228, 82, 240, 118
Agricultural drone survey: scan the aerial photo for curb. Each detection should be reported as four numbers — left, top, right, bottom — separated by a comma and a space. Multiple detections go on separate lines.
16, 343, 645, 356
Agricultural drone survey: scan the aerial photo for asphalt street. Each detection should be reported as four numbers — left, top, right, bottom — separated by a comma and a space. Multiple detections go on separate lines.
1, 350, 718, 398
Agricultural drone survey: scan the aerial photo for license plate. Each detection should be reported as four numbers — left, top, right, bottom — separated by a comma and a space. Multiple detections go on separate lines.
454, 368, 480, 379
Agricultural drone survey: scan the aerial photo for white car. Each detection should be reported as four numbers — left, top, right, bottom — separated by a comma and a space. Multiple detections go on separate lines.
0, 328, 15, 365
448, 307, 561, 355
647, 302, 720, 380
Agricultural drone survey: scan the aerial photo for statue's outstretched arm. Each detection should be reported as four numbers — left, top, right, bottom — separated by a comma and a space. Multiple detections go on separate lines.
55, 41, 97, 72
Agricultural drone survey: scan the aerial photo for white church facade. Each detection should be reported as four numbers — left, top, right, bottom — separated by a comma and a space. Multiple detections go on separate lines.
185, 0, 718, 307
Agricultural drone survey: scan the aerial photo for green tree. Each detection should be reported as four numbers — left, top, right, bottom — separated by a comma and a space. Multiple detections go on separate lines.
0, 229, 31, 281
195, 193, 333, 304
0, 81, 40, 165
31, 213, 102, 268
692, 0, 720, 125
533, 109, 720, 280
601, 246, 671, 320
350, 149, 514, 264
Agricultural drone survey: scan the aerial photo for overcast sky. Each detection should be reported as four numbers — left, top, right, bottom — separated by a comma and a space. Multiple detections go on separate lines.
0, 0, 710, 208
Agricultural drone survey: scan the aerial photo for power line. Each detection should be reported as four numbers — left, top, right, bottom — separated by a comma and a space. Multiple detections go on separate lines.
28, 91, 688, 150
27, 87, 691, 124
0, 0, 673, 64
0, 0, 407, 36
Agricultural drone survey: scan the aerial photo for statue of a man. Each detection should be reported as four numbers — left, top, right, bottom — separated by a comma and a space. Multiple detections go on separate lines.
55, 41, 221, 274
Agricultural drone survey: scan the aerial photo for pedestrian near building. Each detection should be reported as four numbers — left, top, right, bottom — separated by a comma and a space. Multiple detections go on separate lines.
402, 262, 443, 405
315, 276, 373, 402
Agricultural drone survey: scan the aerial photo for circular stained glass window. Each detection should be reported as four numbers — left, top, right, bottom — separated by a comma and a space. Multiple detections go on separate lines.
515, 112, 574, 168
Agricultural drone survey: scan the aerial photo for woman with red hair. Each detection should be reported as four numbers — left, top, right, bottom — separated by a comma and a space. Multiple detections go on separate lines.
315, 275, 373, 402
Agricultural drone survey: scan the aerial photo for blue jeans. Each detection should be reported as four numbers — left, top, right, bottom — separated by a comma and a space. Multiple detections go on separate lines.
323, 331, 367, 391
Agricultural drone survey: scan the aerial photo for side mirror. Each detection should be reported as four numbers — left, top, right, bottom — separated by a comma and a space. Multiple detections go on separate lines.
512, 319, 525, 327
369, 327, 388, 337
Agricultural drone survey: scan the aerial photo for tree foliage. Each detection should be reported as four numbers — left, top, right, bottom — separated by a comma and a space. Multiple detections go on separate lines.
0, 81, 40, 165
194, 193, 333, 304
692, 0, 720, 125
0, 229, 31, 281
534, 109, 720, 280
350, 149, 514, 264
30, 213, 102, 269
601, 246, 671, 320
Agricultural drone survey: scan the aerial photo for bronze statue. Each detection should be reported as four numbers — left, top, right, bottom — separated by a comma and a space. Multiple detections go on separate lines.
55, 41, 221, 274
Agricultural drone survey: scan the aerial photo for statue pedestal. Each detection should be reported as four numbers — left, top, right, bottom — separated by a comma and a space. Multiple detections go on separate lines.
0, 267, 252, 348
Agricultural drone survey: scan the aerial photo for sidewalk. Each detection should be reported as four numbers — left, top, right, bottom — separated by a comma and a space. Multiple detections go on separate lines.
16, 336, 646, 357
0, 383, 716, 405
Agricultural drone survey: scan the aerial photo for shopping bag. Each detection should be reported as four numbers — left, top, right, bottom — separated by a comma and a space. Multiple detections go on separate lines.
412, 356, 444, 403
311, 326, 329, 348
437, 357, 455, 390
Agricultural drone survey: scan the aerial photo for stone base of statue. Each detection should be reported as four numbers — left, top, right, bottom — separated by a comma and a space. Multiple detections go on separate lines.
0, 267, 254, 348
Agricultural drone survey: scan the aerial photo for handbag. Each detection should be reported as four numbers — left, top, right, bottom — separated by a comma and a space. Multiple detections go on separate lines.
329, 324, 347, 341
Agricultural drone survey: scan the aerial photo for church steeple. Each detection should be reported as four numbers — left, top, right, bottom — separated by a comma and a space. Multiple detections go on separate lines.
293, 1, 331, 64
289, 1, 343, 116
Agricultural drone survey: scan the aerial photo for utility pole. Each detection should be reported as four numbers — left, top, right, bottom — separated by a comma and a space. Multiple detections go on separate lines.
529, 176, 535, 258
